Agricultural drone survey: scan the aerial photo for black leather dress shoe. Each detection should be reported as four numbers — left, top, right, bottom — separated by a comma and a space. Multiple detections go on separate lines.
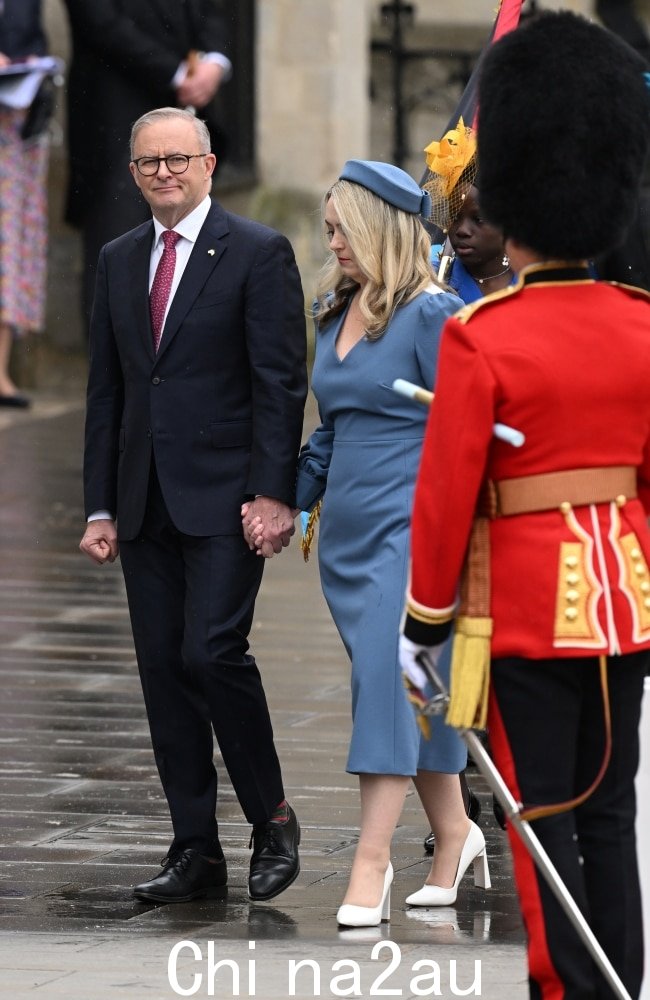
248, 805, 300, 901
0, 392, 30, 408
133, 848, 227, 903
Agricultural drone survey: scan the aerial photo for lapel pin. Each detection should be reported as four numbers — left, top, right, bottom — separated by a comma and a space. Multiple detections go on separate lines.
207, 249, 216, 256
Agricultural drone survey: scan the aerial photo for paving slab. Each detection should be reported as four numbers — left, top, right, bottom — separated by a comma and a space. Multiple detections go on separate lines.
0, 392, 530, 998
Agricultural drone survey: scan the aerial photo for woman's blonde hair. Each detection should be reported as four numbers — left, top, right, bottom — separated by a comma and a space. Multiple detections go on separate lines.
314, 180, 439, 339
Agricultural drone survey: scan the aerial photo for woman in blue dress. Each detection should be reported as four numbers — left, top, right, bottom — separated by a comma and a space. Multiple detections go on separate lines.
294, 161, 490, 927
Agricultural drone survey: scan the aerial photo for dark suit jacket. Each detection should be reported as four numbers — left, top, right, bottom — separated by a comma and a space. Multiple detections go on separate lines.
83, 200, 307, 540
63, 0, 231, 226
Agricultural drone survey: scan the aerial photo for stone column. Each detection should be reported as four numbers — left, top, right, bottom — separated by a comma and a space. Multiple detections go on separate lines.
256, 0, 371, 195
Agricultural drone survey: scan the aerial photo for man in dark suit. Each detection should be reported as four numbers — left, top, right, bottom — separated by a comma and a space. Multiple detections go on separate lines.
62, 0, 232, 332
79, 106, 307, 904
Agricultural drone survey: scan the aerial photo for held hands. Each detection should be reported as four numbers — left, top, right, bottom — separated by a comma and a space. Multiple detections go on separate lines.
398, 635, 445, 695
177, 60, 224, 109
241, 497, 296, 558
79, 519, 119, 565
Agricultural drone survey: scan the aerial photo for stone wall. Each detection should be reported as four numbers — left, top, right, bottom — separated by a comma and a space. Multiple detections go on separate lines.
414, 0, 590, 20
257, 0, 371, 192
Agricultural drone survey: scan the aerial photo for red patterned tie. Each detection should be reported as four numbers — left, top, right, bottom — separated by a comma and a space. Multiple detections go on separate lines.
150, 229, 181, 352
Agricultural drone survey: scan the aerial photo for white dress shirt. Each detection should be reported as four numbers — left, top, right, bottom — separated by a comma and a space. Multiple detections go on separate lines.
172, 52, 232, 88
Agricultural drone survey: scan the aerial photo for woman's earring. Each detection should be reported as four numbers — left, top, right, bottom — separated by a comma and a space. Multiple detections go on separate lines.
502, 254, 510, 267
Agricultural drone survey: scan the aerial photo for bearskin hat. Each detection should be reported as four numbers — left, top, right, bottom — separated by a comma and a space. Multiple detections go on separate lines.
477, 11, 650, 259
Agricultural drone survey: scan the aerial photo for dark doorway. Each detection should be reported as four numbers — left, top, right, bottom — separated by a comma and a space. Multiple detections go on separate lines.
218, 0, 256, 187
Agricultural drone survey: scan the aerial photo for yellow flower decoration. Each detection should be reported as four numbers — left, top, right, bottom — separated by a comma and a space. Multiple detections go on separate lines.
424, 117, 477, 197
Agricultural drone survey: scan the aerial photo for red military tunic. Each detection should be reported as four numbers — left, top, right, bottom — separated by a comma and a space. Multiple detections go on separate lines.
404, 262, 650, 659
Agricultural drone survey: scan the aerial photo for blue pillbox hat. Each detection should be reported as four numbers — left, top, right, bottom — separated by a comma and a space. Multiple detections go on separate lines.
339, 159, 431, 218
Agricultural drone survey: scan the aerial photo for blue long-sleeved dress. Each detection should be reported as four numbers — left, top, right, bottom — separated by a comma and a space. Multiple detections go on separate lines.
296, 288, 467, 775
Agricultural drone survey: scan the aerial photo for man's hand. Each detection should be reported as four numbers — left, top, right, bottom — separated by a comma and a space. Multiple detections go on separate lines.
399, 635, 445, 694
241, 497, 295, 558
79, 519, 119, 565
177, 60, 224, 109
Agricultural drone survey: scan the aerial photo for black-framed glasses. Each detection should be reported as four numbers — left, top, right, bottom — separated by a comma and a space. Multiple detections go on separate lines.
131, 153, 208, 176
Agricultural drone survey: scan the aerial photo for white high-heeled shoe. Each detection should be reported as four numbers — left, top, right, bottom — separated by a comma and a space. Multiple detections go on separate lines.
336, 862, 393, 927
405, 822, 490, 907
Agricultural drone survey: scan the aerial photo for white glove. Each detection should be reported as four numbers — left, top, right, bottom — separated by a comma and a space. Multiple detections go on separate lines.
399, 635, 444, 692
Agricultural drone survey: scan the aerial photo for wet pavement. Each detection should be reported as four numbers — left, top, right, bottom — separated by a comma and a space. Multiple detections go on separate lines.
0, 391, 587, 998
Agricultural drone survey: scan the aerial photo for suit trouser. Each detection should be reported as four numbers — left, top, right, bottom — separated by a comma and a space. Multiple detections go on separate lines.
119, 468, 285, 854
489, 652, 648, 1000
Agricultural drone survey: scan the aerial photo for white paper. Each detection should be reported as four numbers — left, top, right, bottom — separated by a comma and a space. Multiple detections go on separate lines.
0, 57, 64, 110
0, 56, 63, 77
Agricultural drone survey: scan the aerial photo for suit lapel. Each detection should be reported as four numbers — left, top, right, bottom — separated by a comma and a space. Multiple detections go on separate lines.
128, 222, 156, 362
154, 202, 230, 364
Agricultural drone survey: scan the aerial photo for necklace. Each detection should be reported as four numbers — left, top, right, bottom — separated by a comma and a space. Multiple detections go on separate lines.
475, 264, 512, 285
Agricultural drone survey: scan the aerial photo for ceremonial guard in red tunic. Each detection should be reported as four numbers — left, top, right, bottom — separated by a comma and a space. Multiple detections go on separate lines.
400, 12, 650, 1000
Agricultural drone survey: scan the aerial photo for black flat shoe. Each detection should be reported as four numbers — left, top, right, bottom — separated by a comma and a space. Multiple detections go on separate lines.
424, 787, 482, 854
0, 392, 30, 408
249, 804, 300, 901
133, 847, 227, 902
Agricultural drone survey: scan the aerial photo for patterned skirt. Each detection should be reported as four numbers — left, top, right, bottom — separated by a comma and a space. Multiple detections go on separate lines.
0, 107, 49, 335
